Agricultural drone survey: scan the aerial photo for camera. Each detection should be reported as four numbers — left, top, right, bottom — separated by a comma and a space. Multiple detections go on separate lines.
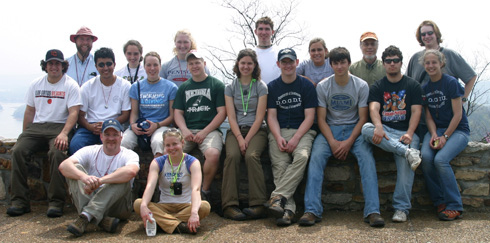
170, 182, 182, 195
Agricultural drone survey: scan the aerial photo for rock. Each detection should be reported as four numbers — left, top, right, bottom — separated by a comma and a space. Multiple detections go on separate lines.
0, 158, 11, 170
323, 193, 352, 205
462, 197, 484, 208
325, 166, 350, 181
0, 175, 5, 200
463, 142, 490, 154
462, 183, 489, 196
455, 169, 487, 180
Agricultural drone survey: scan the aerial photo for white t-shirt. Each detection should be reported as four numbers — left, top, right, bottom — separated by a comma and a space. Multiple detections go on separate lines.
25, 74, 81, 123
71, 145, 139, 185
255, 46, 281, 84
80, 76, 131, 123
114, 64, 147, 84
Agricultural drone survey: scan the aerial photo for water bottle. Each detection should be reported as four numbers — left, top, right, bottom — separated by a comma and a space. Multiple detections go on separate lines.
146, 212, 156, 236
139, 120, 150, 131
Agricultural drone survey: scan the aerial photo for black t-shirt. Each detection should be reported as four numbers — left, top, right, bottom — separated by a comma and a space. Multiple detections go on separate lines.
368, 75, 423, 130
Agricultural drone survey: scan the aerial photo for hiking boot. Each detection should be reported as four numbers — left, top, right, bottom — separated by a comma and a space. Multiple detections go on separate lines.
298, 212, 321, 226
99, 216, 120, 233
439, 210, 462, 221
201, 190, 212, 206
46, 206, 63, 218
364, 213, 385, 227
437, 204, 446, 213
392, 210, 407, 222
265, 195, 286, 218
6, 205, 31, 217
67, 214, 90, 237
405, 148, 421, 171
243, 205, 267, 219
223, 206, 247, 221
176, 222, 197, 234
276, 209, 295, 226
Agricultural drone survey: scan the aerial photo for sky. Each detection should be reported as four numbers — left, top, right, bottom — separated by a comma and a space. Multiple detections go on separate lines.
1, 0, 489, 96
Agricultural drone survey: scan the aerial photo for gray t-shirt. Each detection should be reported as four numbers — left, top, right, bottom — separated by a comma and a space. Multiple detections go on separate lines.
316, 75, 369, 125
159, 56, 211, 87
225, 78, 268, 127
297, 58, 334, 84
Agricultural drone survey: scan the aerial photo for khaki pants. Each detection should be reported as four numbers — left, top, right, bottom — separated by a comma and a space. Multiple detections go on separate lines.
268, 129, 316, 212
134, 199, 210, 233
67, 164, 133, 224
221, 128, 268, 209
10, 123, 69, 208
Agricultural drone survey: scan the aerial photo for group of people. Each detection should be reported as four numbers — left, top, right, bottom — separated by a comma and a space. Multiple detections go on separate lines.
6, 16, 475, 237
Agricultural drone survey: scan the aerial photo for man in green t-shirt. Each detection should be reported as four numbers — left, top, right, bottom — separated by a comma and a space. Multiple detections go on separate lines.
173, 50, 226, 202
349, 32, 385, 86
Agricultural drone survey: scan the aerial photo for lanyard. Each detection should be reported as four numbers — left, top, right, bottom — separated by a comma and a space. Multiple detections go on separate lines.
75, 55, 90, 86
177, 56, 186, 80
169, 154, 184, 183
239, 79, 255, 116
126, 64, 140, 84
95, 146, 119, 177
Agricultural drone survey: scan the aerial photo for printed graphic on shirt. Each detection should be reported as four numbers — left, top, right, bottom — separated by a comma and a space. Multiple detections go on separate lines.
275, 91, 302, 109
140, 93, 167, 109
425, 90, 447, 109
121, 75, 145, 83
185, 88, 212, 112
382, 90, 407, 122
329, 93, 354, 111
36, 90, 65, 104
164, 171, 183, 181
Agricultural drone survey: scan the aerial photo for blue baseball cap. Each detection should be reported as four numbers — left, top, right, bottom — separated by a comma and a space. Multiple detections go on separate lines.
101, 119, 123, 133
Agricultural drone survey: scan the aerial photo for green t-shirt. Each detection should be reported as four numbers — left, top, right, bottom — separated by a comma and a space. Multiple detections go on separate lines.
349, 59, 385, 86
173, 76, 225, 129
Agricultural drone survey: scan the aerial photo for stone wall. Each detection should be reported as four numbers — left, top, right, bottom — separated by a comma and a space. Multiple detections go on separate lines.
1, 138, 489, 212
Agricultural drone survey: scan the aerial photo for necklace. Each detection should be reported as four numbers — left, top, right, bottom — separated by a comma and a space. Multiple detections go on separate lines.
101, 77, 114, 109
126, 63, 140, 84
239, 79, 255, 116
168, 153, 185, 196
75, 55, 90, 86
95, 146, 120, 177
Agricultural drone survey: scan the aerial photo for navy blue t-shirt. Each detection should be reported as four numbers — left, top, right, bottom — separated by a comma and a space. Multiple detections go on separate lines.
423, 74, 470, 134
267, 75, 318, 129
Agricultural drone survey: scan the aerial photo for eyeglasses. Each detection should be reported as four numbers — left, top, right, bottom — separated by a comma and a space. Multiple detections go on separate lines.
421, 31, 434, 37
384, 58, 401, 64
97, 62, 113, 68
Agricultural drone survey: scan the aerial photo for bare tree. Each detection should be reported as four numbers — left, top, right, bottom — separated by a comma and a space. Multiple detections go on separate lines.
204, 0, 307, 83
465, 54, 490, 117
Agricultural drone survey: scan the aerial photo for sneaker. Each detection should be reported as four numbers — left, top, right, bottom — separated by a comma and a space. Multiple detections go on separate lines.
223, 206, 247, 221
439, 210, 462, 221
437, 204, 446, 213
298, 212, 321, 226
243, 205, 267, 219
46, 206, 63, 218
392, 210, 407, 222
67, 214, 90, 237
276, 209, 295, 226
264, 195, 286, 218
405, 148, 421, 171
6, 205, 31, 217
364, 213, 385, 227
176, 222, 197, 234
99, 216, 120, 233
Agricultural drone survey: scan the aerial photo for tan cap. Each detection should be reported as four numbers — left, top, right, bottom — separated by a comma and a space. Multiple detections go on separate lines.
360, 32, 378, 42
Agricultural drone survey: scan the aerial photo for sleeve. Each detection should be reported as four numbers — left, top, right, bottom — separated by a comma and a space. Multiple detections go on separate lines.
184, 154, 198, 174
124, 150, 140, 167
172, 86, 185, 110
406, 56, 416, 78
159, 61, 169, 79
445, 49, 477, 83
121, 82, 131, 111
66, 81, 82, 109
410, 81, 424, 105
129, 82, 138, 100
25, 80, 35, 107
224, 83, 233, 97
257, 81, 268, 96
316, 81, 328, 108
214, 79, 226, 107
71, 146, 94, 169
266, 83, 277, 109
156, 155, 167, 174
367, 80, 381, 104
446, 75, 465, 99
297, 61, 306, 76
169, 83, 178, 100
358, 82, 369, 108
80, 81, 90, 112
303, 80, 318, 109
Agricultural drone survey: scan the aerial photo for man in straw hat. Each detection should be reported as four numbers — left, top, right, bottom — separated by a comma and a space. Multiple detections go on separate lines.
66, 26, 99, 86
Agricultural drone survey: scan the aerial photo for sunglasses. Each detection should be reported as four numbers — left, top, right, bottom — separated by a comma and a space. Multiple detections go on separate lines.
164, 128, 181, 135
421, 31, 434, 37
97, 62, 113, 68
384, 58, 401, 64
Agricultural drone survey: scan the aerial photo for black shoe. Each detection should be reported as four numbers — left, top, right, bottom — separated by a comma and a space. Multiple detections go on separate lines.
223, 206, 247, 221
276, 209, 295, 226
67, 214, 90, 237
265, 195, 286, 219
6, 205, 31, 217
243, 205, 267, 219
298, 212, 321, 226
46, 206, 63, 218
176, 222, 197, 234
364, 213, 385, 227
99, 216, 120, 233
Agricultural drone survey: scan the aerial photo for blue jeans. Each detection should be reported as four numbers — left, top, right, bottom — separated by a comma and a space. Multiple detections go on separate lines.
421, 129, 468, 211
304, 124, 379, 218
69, 127, 102, 155
362, 123, 418, 214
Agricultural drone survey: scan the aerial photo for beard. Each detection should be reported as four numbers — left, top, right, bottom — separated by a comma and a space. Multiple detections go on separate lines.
76, 44, 92, 59
364, 55, 376, 61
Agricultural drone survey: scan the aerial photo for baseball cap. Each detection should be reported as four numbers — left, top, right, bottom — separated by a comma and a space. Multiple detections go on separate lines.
102, 119, 123, 133
185, 50, 205, 61
45, 49, 64, 62
360, 32, 378, 42
277, 48, 297, 61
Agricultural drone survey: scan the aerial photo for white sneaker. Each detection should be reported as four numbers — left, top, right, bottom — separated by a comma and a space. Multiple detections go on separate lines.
392, 210, 407, 222
405, 148, 421, 171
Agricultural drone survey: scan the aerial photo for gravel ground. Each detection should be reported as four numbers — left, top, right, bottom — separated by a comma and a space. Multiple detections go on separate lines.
1, 204, 490, 242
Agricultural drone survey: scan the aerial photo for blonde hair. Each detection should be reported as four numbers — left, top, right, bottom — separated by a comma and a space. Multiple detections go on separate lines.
172, 30, 197, 56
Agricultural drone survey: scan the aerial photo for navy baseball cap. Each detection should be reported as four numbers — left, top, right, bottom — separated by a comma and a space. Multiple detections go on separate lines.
45, 49, 64, 62
102, 119, 123, 133
277, 48, 297, 61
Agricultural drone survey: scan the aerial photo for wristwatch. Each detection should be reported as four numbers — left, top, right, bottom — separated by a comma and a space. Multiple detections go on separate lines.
462, 97, 467, 102
443, 134, 449, 140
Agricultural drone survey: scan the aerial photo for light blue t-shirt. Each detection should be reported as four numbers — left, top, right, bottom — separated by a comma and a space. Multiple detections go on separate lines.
129, 78, 178, 122
66, 53, 98, 86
